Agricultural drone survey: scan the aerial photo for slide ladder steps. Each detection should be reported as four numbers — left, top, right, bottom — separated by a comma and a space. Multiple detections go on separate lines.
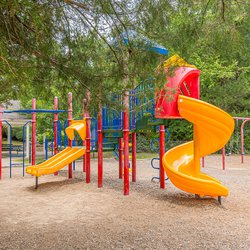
150, 157, 169, 182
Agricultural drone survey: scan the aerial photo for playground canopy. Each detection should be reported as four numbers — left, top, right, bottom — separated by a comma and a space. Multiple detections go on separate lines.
110, 29, 168, 55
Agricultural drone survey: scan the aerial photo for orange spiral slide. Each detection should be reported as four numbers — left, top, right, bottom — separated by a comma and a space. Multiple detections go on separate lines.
162, 95, 235, 199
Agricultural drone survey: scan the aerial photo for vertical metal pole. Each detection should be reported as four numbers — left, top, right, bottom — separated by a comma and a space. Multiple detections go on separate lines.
131, 87, 136, 183
222, 147, 225, 170
7, 126, 11, 144
43, 134, 46, 155
98, 101, 103, 188
54, 97, 58, 176
86, 91, 91, 183
241, 120, 245, 164
132, 132, 136, 182
26, 124, 29, 159
193, 125, 200, 176
85, 118, 91, 182
202, 157, 205, 168
22, 124, 25, 176
240, 119, 250, 164
123, 91, 130, 195
68, 92, 73, 178
159, 125, 165, 189
119, 102, 123, 179
45, 138, 48, 160
0, 107, 2, 180
31, 98, 36, 166
9, 124, 12, 178
241, 126, 244, 163
119, 138, 123, 179
82, 99, 86, 172
51, 141, 54, 156
22, 122, 30, 176
132, 89, 136, 130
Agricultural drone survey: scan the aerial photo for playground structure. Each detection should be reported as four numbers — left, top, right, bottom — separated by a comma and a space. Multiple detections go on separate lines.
0, 54, 249, 203
0, 98, 66, 179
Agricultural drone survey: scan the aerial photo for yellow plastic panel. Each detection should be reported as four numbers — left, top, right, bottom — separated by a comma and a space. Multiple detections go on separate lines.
162, 95, 234, 197
65, 119, 86, 141
163, 54, 196, 69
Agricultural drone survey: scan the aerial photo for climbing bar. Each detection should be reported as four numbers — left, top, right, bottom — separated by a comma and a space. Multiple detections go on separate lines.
4, 109, 66, 114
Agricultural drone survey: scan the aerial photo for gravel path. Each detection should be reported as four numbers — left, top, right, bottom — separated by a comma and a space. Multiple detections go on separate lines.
0, 155, 249, 249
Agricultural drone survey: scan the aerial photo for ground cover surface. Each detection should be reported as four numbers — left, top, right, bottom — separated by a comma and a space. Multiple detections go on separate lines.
0, 155, 249, 249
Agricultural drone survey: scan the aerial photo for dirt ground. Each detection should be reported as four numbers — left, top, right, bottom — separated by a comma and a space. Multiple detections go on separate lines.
0, 154, 250, 250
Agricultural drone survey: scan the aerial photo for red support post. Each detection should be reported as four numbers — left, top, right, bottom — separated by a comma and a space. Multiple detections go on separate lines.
202, 157, 205, 168
31, 98, 36, 166
82, 99, 86, 172
240, 119, 250, 164
241, 122, 244, 164
123, 91, 130, 195
159, 125, 165, 189
0, 107, 3, 180
222, 147, 226, 170
54, 97, 58, 176
85, 91, 91, 183
86, 117, 91, 183
132, 132, 136, 182
68, 92, 73, 178
97, 102, 103, 188
119, 138, 123, 179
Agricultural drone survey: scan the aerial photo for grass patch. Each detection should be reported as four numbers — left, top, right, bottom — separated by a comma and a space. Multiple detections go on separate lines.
3, 139, 23, 145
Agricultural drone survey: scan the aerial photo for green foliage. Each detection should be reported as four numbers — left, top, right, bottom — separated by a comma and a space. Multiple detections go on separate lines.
2, 126, 23, 142
2, 127, 7, 139
165, 120, 193, 141
136, 133, 153, 153
12, 127, 23, 141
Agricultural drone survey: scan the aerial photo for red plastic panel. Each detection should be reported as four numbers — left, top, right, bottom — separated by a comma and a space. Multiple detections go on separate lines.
155, 67, 200, 119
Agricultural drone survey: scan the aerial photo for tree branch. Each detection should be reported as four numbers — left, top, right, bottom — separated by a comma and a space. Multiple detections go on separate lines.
63, 0, 89, 10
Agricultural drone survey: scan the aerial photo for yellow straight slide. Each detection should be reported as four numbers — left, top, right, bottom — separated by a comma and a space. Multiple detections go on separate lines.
162, 95, 234, 198
26, 119, 87, 178
26, 147, 86, 177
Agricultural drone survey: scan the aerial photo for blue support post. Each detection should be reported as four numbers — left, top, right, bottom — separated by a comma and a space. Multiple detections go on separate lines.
22, 121, 31, 177
45, 138, 48, 160
3, 120, 12, 178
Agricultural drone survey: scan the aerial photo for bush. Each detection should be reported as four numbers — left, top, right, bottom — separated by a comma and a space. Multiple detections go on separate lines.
12, 127, 23, 141
136, 133, 152, 153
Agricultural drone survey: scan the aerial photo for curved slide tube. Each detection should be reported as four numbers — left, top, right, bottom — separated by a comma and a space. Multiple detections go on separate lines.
163, 95, 234, 198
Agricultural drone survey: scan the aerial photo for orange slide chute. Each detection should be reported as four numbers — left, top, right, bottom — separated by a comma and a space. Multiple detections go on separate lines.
162, 95, 235, 198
